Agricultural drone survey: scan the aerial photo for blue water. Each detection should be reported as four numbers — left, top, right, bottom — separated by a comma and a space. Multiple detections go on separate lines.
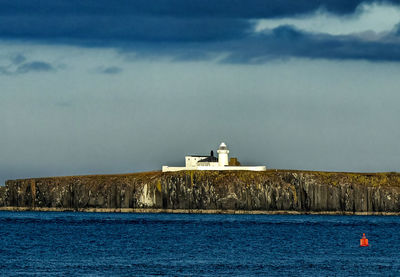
0, 212, 399, 276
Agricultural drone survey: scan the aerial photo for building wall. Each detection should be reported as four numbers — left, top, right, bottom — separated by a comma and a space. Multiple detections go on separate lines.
162, 166, 267, 172
197, 166, 266, 171
185, 156, 207, 167
197, 162, 219, 167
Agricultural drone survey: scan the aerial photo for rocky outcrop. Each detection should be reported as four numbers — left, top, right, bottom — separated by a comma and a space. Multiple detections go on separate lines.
2, 170, 400, 213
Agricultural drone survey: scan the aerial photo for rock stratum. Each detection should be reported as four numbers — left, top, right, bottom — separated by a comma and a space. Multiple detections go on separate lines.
2, 170, 400, 214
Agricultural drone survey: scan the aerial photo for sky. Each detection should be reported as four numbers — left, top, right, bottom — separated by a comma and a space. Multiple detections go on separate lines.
2, 0, 400, 184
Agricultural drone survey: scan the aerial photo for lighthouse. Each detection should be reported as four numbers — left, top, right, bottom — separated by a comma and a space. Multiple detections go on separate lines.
217, 142, 229, 166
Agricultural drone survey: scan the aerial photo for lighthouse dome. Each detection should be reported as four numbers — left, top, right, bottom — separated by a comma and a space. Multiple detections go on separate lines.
218, 142, 228, 150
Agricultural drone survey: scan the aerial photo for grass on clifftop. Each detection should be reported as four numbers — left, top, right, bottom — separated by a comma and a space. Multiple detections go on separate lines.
8, 169, 400, 187
163, 169, 400, 188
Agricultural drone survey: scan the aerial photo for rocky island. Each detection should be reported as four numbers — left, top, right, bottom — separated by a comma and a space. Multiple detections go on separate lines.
1, 169, 400, 215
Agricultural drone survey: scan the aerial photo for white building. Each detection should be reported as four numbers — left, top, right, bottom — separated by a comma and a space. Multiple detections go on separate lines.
162, 142, 266, 172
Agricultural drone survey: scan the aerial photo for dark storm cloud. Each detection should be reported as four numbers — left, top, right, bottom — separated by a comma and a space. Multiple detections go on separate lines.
118, 25, 400, 62
0, 16, 254, 43
1, 0, 400, 62
0, 0, 397, 18
220, 26, 400, 63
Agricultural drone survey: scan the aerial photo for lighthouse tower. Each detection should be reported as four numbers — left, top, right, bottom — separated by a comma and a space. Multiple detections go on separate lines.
217, 142, 229, 166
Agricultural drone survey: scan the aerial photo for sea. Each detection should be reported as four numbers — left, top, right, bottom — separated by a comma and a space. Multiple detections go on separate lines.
0, 211, 399, 276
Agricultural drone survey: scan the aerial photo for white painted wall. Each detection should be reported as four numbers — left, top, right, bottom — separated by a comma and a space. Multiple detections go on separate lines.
162, 166, 189, 172
217, 150, 229, 166
197, 162, 219, 167
197, 166, 266, 171
185, 156, 208, 167
162, 166, 267, 172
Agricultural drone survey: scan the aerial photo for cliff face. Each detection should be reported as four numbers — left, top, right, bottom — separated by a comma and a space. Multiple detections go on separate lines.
162, 171, 400, 213
0, 186, 6, 207
3, 172, 163, 210
2, 170, 400, 213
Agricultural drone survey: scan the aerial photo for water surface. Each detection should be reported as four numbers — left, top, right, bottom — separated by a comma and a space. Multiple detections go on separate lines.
0, 212, 398, 276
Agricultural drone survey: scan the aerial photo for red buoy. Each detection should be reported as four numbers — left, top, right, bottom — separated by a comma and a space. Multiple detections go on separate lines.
360, 233, 369, 247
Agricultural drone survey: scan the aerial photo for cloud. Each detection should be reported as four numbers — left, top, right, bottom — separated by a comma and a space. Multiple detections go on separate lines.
16, 61, 55, 73
116, 25, 400, 63
220, 25, 400, 63
0, 56, 56, 75
0, 66, 9, 75
95, 66, 123, 74
0, 0, 397, 18
0, 16, 254, 43
0, 0, 394, 45
10, 54, 26, 65
256, 2, 400, 36
1, 0, 400, 63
